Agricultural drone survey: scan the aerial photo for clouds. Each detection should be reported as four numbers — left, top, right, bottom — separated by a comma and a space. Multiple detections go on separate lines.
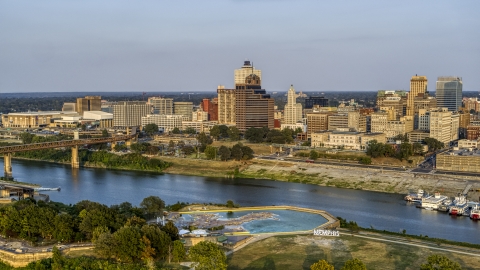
1, 1, 479, 92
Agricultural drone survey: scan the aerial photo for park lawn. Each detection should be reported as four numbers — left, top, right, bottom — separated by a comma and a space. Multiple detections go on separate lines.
211, 140, 273, 156
226, 235, 480, 270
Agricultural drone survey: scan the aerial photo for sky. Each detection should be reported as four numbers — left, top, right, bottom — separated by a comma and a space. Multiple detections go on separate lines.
1, 0, 479, 93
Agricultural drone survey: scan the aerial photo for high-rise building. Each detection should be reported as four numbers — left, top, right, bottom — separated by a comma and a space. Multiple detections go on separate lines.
436, 76, 463, 112
76, 96, 101, 115
306, 112, 332, 138
235, 73, 274, 131
407, 76, 427, 116
283, 85, 303, 125
201, 98, 218, 121
148, 97, 173, 115
305, 96, 329, 109
113, 101, 150, 127
234, 60, 261, 85
376, 90, 407, 119
430, 108, 459, 145
174, 102, 193, 121
217, 86, 236, 125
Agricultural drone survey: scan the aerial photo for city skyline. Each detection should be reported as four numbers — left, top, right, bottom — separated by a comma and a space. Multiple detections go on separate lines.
1, 1, 479, 93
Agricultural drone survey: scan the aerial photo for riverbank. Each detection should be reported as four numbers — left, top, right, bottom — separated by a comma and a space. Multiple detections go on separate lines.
162, 156, 480, 198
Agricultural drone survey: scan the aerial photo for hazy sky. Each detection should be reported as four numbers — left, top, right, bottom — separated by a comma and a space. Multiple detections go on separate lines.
1, 1, 479, 93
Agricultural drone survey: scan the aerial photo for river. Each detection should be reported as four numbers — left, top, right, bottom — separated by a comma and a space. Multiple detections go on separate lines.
2, 159, 480, 244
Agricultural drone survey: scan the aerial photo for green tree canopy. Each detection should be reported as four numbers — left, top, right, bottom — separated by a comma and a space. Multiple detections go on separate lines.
189, 241, 227, 270
228, 126, 241, 141
310, 259, 335, 270
218, 145, 231, 161
140, 196, 165, 219
143, 123, 159, 137
204, 146, 217, 160
420, 254, 462, 270
171, 127, 181, 134
424, 137, 445, 152
309, 150, 319, 160
341, 258, 367, 270
172, 240, 186, 263
231, 143, 243, 161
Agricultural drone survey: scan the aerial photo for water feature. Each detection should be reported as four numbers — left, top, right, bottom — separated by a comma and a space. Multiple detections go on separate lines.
2, 158, 480, 244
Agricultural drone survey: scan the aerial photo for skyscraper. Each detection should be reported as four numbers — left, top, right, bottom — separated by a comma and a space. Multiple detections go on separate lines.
234, 60, 261, 85
148, 97, 173, 115
283, 85, 303, 125
406, 75, 427, 116
436, 76, 463, 112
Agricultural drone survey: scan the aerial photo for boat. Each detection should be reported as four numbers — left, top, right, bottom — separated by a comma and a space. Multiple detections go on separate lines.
470, 204, 480, 220
437, 199, 453, 212
404, 189, 427, 203
449, 195, 468, 216
34, 187, 61, 192
421, 192, 448, 210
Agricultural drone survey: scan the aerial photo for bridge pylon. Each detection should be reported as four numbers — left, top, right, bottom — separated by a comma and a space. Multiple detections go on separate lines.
3, 153, 12, 179
72, 145, 79, 168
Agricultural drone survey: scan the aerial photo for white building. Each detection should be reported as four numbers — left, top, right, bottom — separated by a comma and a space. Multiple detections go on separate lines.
141, 114, 183, 132
430, 108, 459, 145
283, 85, 303, 125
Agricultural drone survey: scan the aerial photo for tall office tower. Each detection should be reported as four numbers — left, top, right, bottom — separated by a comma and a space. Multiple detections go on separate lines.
235, 73, 274, 131
148, 97, 173, 115
407, 76, 427, 116
113, 101, 150, 127
174, 102, 194, 121
436, 76, 463, 112
217, 86, 236, 124
305, 96, 329, 109
234, 60, 261, 85
283, 85, 303, 124
201, 98, 218, 121
76, 96, 101, 115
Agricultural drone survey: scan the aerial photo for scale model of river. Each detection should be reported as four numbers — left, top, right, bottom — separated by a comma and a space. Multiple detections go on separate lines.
2, 159, 480, 244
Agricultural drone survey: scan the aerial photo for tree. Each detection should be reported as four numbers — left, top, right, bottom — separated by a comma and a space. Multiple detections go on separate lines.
140, 196, 165, 219
310, 259, 334, 270
241, 145, 254, 160
51, 246, 64, 270
114, 143, 127, 152
366, 140, 382, 158
392, 133, 409, 143
189, 241, 227, 270
184, 127, 197, 135
171, 127, 181, 134
143, 123, 159, 137
204, 146, 217, 160
245, 127, 265, 143
94, 232, 116, 258
101, 129, 109, 138
172, 240, 186, 263
231, 143, 243, 161
218, 125, 229, 138
266, 129, 287, 144
197, 132, 213, 152
210, 125, 221, 140
146, 145, 159, 155
341, 258, 366, 270
413, 142, 424, 155
218, 145, 231, 161
182, 145, 195, 156
309, 150, 319, 160
281, 128, 295, 143
142, 224, 171, 260
112, 226, 144, 262
424, 137, 445, 152
20, 132, 35, 144
420, 254, 462, 270
226, 200, 235, 208
160, 221, 179, 241
396, 142, 413, 160
228, 126, 241, 141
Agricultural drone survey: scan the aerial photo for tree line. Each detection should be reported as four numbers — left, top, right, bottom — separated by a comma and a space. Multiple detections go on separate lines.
365, 135, 444, 161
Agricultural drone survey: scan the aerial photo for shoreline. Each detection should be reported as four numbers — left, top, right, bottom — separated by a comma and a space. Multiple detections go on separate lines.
5, 156, 480, 198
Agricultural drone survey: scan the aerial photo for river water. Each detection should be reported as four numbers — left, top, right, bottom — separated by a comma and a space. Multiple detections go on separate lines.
2, 159, 479, 244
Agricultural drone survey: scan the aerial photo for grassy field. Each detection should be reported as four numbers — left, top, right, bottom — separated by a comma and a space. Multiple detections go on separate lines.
227, 235, 480, 270
161, 156, 247, 178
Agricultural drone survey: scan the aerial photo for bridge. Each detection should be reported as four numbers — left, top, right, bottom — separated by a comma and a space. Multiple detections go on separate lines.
1, 132, 137, 178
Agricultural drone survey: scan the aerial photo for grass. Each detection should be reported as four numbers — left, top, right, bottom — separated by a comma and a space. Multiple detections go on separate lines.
227, 234, 480, 270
